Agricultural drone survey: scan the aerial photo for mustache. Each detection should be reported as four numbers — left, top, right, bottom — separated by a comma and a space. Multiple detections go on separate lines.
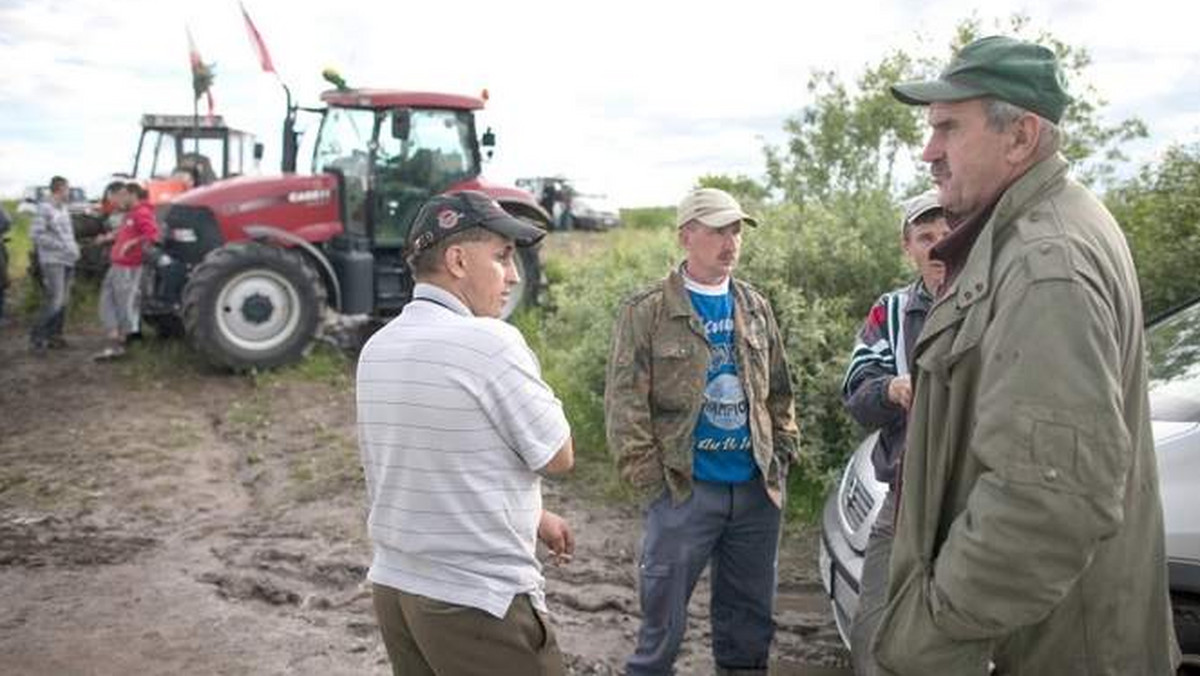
931, 160, 950, 180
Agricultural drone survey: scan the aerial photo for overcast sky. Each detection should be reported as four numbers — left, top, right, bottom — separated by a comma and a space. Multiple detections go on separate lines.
1, 0, 1197, 206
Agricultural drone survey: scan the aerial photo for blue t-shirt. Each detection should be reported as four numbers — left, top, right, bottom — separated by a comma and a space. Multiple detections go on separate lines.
685, 276, 756, 483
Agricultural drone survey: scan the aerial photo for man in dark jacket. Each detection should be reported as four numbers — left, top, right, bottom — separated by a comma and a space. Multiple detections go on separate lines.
840, 189, 948, 675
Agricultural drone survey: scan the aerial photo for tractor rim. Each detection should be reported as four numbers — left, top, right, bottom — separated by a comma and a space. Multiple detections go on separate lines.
215, 268, 302, 353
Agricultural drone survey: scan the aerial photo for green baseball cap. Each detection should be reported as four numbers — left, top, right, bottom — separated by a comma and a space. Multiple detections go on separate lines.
891, 35, 1072, 123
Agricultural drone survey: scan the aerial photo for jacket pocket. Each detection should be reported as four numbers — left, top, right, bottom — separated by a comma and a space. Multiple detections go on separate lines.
873, 566, 992, 675
651, 341, 696, 412
1002, 404, 1130, 498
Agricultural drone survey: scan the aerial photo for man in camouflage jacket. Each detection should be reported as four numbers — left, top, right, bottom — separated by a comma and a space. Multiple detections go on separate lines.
605, 188, 798, 675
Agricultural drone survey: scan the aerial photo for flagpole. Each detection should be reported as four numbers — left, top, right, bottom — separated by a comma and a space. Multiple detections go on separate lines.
193, 94, 199, 157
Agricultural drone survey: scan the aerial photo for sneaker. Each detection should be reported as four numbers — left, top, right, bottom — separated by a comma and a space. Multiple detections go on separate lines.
92, 346, 126, 362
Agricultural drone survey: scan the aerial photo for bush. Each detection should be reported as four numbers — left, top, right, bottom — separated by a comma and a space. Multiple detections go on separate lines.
619, 206, 674, 230
1108, 144, 1200, 318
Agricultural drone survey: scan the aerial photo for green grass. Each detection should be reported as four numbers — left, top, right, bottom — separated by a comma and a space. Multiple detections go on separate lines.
619, 206, 674, 230
260, 341, 353, 388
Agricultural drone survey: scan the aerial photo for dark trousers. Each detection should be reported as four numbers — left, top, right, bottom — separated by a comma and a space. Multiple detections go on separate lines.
372, 585, 564, 676
30, 262, 73, 345
849, 489, 896, 676
626, 480, 782, 676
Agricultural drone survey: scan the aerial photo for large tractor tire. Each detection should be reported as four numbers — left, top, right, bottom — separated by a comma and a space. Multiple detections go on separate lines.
182, 242, 325, 371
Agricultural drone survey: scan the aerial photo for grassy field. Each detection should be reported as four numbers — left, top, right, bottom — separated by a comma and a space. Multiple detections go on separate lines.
2, 202, 849, 525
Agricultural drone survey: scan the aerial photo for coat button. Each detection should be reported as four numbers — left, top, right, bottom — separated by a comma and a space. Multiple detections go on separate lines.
1030, 212, 1041, 222
1040, 243, 1053, 254
963, 291, 973, 301
975, 282, 984, 292
1043, 468, 1059, 482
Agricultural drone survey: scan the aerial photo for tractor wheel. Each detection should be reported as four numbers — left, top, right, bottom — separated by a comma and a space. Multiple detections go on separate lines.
182, 242, 325, 371
497, 231, 542, 321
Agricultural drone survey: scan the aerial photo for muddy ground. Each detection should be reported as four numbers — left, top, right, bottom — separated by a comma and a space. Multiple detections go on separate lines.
0, 255, 850, 674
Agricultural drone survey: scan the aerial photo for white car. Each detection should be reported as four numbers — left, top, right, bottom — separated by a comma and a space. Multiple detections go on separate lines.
819, 298, 1200, 670
565, 190, 622, 230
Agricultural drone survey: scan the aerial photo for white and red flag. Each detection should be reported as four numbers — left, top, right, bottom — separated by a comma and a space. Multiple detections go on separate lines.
240, 3, 276, 74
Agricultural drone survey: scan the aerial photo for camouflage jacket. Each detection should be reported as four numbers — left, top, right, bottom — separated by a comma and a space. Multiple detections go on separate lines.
604, 268, 799, 507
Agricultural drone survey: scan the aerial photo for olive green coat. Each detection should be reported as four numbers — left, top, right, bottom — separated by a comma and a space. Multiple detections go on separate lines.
604, 269, 799, 507
873, 155, 1180, 675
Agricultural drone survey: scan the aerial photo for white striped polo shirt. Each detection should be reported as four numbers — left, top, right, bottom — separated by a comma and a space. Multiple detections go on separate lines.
356, 282, 570, 618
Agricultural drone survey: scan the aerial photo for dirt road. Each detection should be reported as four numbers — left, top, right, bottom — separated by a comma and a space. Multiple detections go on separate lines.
0, 306, 849, 674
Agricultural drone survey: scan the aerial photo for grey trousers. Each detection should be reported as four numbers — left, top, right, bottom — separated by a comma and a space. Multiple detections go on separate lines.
626, 480, 782, 676
849, 489, 896, 676
30, 262, 73, 345
99, 265, 143, 336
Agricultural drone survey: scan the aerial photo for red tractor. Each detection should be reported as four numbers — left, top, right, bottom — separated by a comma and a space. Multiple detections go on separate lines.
142, 85, 550, 370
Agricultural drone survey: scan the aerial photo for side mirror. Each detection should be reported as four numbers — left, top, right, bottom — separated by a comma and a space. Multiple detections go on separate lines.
481, 127, 495, 161
253, 142, 265, 161
391, 109, 412, 141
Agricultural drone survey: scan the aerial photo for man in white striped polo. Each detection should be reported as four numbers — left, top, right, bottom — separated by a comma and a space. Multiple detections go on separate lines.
356, 190, 575, 675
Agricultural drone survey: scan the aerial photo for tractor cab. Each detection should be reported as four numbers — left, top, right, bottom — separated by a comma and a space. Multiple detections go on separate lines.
294, 89, 539, 314
133, 114, 262, 202
302, 90, 489, 247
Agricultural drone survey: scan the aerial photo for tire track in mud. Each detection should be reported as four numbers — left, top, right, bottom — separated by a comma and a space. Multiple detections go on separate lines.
543, 485, 851, 674
0, 318, 849, 674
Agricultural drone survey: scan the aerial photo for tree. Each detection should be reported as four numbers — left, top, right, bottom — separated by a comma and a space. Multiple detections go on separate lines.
695, 173, 770, 211
1108, 143, 1200, 317
766, 13, 1148, 206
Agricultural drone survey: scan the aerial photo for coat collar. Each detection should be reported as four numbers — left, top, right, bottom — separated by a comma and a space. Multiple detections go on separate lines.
943, 153, 1069, 312
664, 265, 754, 339
918, 154, 1069, 345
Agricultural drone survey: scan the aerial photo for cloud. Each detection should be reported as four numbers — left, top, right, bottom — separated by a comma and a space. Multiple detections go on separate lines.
1, 0, 1198, 206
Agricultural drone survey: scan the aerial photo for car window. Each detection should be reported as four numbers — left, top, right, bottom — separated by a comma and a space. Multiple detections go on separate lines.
1147, 300, 1200, 422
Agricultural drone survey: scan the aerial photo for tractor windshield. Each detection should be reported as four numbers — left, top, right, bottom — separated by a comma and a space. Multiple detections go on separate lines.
313, 106, 376, 235
376, 108, 480, 193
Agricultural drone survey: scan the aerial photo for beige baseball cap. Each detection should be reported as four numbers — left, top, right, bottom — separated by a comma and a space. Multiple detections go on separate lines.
676, 188, 758, 229
900, 189, 943, 233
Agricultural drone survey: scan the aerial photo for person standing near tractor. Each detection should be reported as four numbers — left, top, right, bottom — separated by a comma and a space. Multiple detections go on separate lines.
29, 175, 79, 354
356, 191, 576, 675
94, 182, 159, 361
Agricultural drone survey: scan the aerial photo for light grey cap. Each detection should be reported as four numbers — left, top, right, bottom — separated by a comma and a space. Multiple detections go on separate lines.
900, 190, 943, 232
676, 188, 758, 229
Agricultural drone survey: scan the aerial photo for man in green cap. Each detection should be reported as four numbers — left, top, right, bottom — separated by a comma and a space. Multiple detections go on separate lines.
872, 36, 1181, 674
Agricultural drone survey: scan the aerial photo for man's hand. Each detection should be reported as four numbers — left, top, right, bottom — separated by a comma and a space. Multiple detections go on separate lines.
887, 374, 913, 410
537, 510, 574, 565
